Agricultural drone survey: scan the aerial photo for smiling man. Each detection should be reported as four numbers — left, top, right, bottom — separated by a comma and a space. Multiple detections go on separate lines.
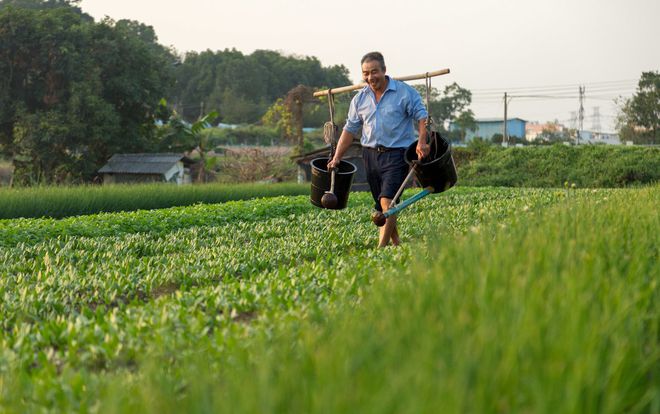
328, 52, 430, 247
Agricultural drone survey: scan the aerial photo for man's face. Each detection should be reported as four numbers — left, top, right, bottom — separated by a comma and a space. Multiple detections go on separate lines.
362, 60, 386, 93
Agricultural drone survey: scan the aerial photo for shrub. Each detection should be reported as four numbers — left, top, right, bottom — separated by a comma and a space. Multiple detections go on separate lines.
455, 144, 660, 187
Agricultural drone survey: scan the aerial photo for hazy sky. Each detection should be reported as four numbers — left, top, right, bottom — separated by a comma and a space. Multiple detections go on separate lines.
80, 0, 659, 132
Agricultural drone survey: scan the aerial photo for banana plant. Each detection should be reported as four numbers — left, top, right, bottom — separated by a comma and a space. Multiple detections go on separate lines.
185, 111, 218, 183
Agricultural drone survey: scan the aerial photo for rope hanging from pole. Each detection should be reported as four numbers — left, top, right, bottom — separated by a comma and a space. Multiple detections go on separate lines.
425, 72, 433, 131
323, 90, 339, 157
423, 72, 438, 158
327, 89, 335, 125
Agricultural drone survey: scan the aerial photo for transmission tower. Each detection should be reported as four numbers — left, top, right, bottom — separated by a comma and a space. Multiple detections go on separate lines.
592, 106, 601, 133
577, 86, 585, 144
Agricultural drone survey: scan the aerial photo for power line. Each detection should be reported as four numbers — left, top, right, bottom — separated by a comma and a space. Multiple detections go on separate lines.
469, 82, 637, 101
472, 86, 635, 99
508, 95, 581, 99
469, 79, 636, 93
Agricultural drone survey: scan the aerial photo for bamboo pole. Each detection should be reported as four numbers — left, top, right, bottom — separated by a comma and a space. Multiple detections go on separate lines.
313, 68, 450, 97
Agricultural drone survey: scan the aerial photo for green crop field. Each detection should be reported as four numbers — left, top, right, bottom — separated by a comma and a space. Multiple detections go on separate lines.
0, 186, 657, 413
0, 182, 309, 220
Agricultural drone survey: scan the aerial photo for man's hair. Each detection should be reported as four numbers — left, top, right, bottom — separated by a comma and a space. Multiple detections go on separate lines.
361, 51, 386, 72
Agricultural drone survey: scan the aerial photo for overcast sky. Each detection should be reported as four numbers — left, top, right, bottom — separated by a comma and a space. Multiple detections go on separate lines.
80, 0, 659, 132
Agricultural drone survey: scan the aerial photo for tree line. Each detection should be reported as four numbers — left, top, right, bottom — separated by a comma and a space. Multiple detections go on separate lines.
0, 0, 351, 184
0, 0, 177, 183
173, 49, 350, 124
1, 0, 655, 185
617, 71, 659, 145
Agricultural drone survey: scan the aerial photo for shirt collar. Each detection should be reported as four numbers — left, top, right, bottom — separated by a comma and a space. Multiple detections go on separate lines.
384, 76, 397, 92
363, 75, 397, 98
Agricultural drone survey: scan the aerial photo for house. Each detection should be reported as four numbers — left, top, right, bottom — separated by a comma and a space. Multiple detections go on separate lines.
292, 141, 369, 191
452, 117, 527, 142
99, 153, 195, 185
526, 121, 566, 142
578, 131, 621, 145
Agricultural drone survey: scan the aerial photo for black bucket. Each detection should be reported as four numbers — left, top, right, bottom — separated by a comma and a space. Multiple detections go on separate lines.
405, 131, 457, 193
310, 157, 357, 209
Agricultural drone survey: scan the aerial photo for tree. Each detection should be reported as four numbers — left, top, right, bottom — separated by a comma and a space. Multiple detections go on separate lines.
262, 99, 295, 145
453, 109, 477, 142
414, 82, 473, 127
536, 121, 571, 144
86, 17, 176, 158
0, 0, 86, 14
171, 49, 351, 124
153, 99, 196, 153
617, 71, 659, 145
0, 5, 102, 183
153, 108, 218, 182
413, 82, 474, 144
0, 3, 176, 184
435, 83, 473, 125
284, 85, 314, 155
188, 111, 218, 183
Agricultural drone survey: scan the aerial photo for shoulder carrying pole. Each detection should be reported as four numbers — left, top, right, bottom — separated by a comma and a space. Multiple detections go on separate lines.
313, 68, 450, 97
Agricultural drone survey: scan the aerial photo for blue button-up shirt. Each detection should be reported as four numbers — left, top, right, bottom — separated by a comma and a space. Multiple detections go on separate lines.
344, 76, 428, 148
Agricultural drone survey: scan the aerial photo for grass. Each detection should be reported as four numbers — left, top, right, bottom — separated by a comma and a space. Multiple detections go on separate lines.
3, 144, 659, 219
101, 186, 659, 413
0, 187, 563, 411
0, 181, 308, 219
454, 144, 660, 188
0, 186, 656, 413
0, 158, 11, 186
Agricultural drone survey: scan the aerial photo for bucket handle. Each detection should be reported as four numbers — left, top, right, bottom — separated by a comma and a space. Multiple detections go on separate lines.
423, 73, 441, 160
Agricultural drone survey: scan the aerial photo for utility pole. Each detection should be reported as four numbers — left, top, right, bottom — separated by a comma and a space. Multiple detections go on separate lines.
503, 92, 508, 146
577, 86, 584, 144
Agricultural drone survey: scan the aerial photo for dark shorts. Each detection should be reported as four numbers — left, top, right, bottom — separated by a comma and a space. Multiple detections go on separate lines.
362, 146, 409, 212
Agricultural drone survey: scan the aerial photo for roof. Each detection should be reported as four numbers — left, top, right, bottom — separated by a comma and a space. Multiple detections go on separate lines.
98, 153, 193, 175
475, 117, 527, 123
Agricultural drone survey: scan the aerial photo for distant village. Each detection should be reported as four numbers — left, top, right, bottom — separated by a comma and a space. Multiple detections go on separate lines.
452, 117, 623, 146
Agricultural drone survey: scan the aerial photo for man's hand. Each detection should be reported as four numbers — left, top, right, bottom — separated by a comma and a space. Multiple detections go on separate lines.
416, 141, 430, 160
326, 130, 355, 171
327, 157, 340, 170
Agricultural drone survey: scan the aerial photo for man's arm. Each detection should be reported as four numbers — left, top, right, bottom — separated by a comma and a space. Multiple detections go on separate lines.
408, 85, 430, 160
327, 129, 355, 169
416, 119, 430, 160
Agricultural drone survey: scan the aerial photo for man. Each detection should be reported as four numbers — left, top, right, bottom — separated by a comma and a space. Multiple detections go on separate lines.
328, 52, 430, 247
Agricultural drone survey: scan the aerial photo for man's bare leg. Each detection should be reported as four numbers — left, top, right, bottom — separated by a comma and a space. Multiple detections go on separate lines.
391, 225, 401, 246
378, 197, 400, 247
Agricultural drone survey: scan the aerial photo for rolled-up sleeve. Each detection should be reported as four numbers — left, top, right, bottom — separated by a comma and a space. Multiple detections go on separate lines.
409, 88, 428, 122
343, 97, 362, 135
